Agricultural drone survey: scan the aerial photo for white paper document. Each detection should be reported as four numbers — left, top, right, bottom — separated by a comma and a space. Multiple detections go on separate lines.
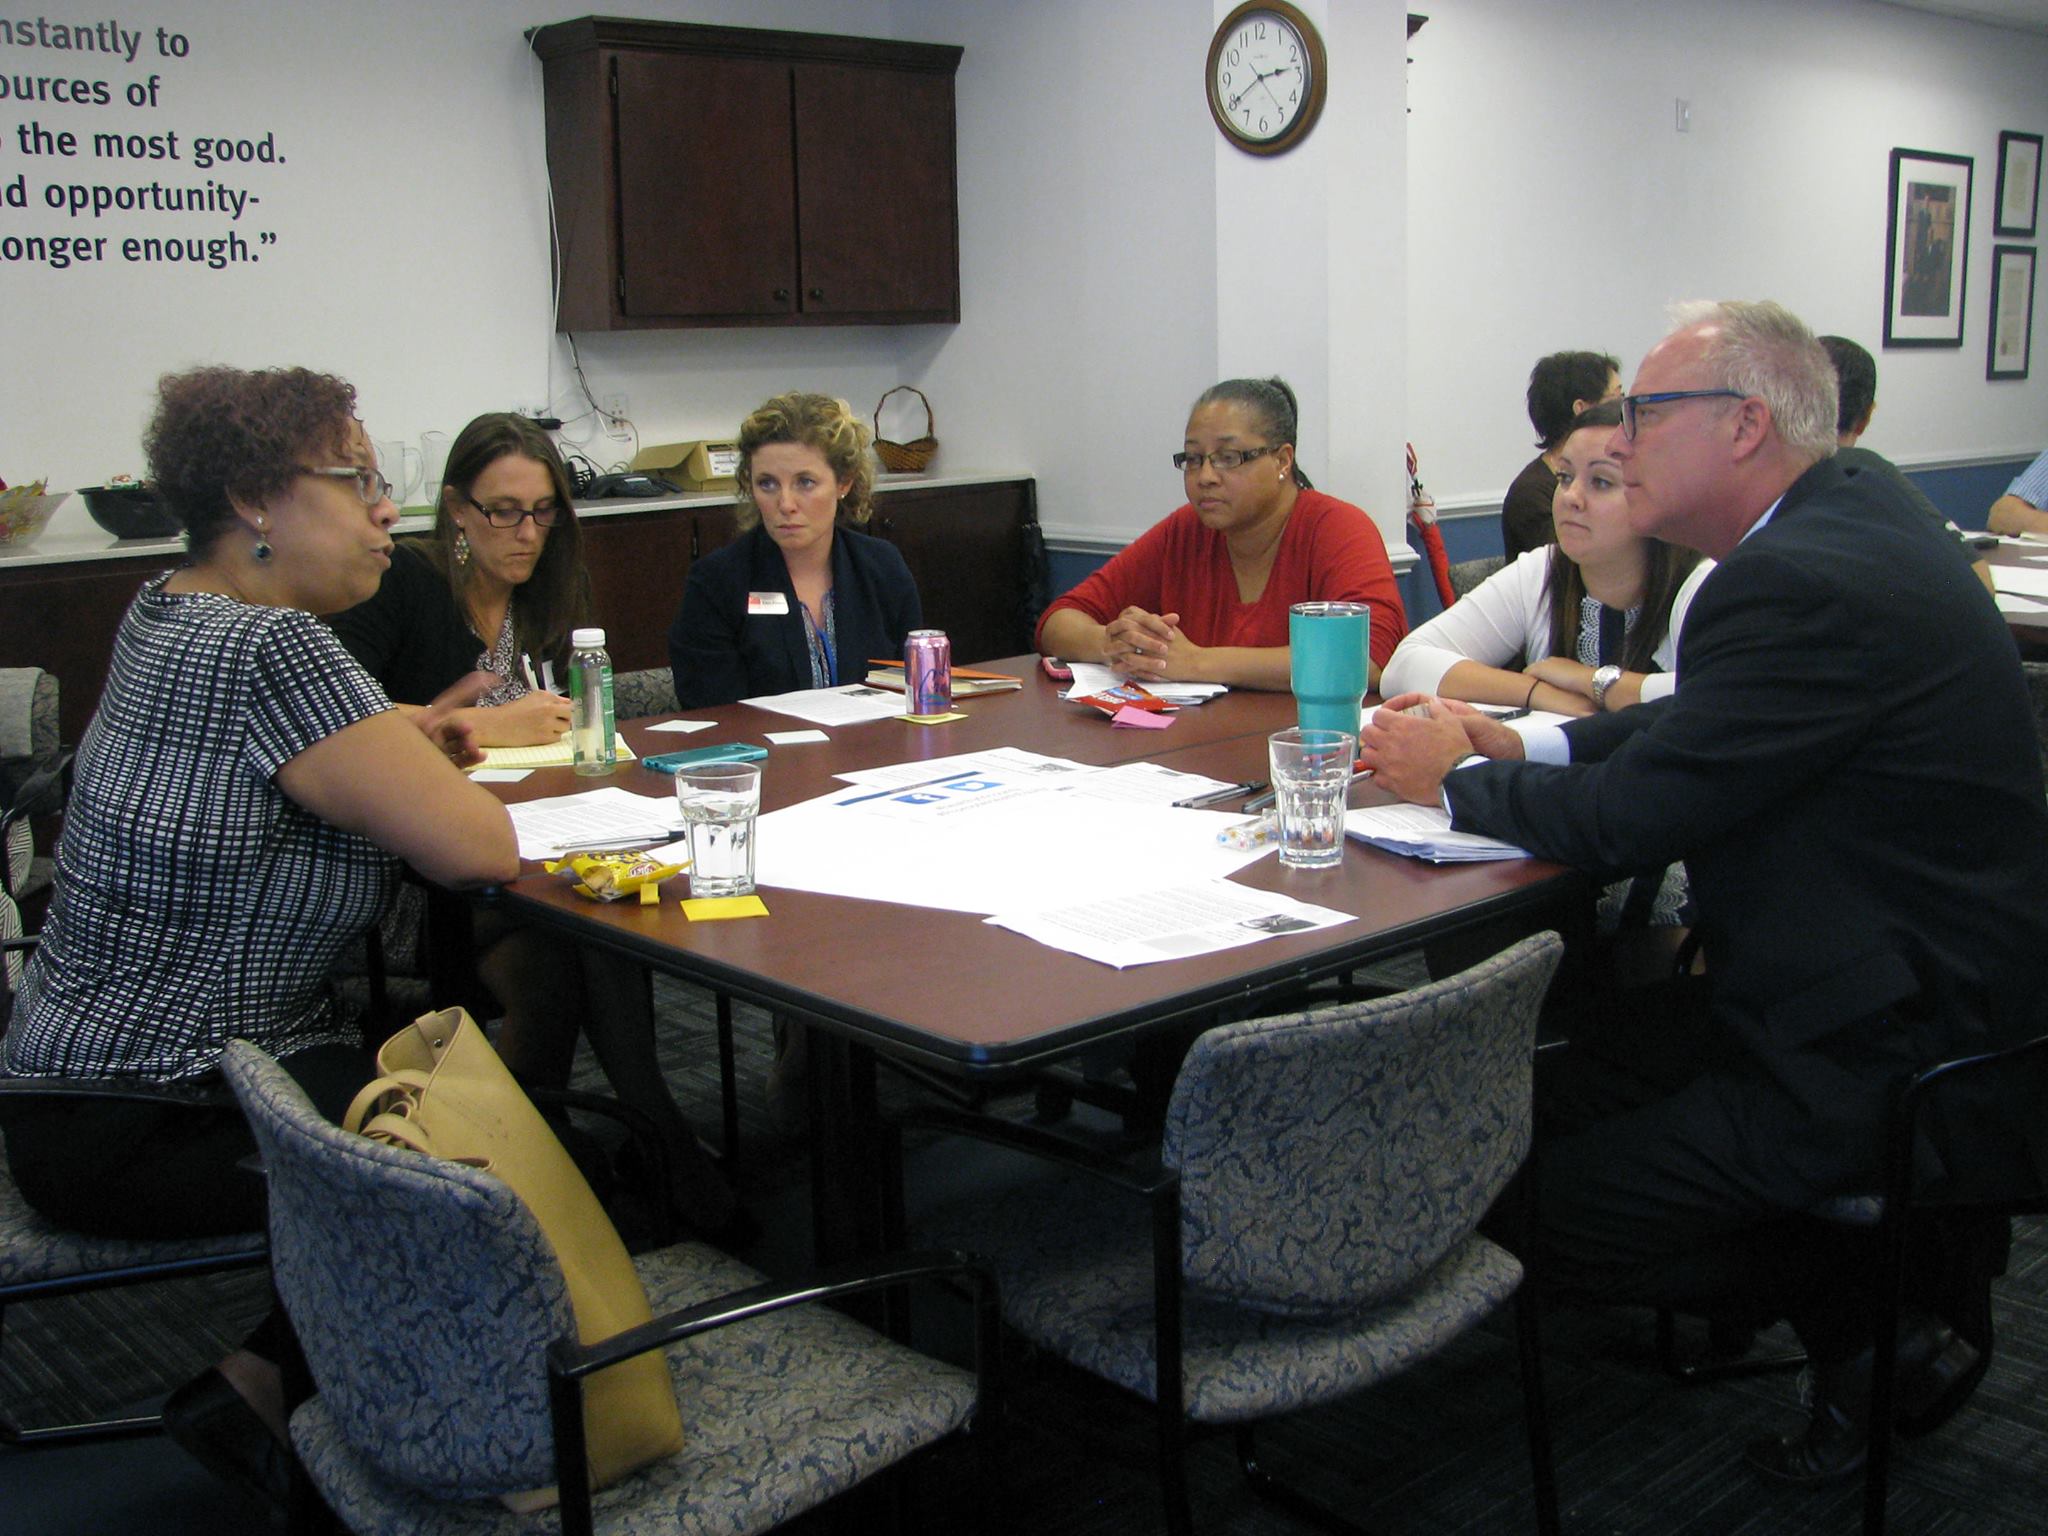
755, 787, 1271, 914
1995, 591, 2048, 616
742, 683, 909, 726
505, 786, 684, 860
765, 729, 830, 744
644, 719, 717, 734
987, 880, 1352, 969
834, 747, 1095, 791
1062, 660, 1228, 705
1344, 803, 1529, 863
1990, 563, 2048, 600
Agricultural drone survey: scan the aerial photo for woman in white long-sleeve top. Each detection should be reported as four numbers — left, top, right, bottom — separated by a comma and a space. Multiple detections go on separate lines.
1383, 401, 1712, 716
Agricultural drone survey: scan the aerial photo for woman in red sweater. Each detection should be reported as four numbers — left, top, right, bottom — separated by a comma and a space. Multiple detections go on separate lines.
1036, 376, 1406, 689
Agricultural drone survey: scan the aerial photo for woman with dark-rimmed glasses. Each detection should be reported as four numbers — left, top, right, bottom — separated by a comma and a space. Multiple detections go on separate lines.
1035, 375, 1405, 689
331, 410, 741, 1242
332, 411, 587, 745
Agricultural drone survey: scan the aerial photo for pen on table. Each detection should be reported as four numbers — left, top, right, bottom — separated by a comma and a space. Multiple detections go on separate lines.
1172, 779, 1266, 809
520, 652, 541, 691
1242, 764, 1373, 814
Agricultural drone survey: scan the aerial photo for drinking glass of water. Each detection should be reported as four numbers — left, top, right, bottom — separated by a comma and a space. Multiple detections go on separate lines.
674, 761, 762, 898
1267, 727, 1356, 869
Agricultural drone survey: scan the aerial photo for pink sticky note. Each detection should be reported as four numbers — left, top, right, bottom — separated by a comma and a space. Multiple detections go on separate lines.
1111, 705, 1174, 729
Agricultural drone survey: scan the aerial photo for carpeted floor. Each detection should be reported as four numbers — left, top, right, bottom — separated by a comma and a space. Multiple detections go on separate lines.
5, 974, 2045, 1534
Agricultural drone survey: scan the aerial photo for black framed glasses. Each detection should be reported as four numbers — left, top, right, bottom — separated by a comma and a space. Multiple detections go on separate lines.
1172, 445, 1276, 474
465, 495, 563, 529
302, 466, 394, 506
1619, 390, 1746, 439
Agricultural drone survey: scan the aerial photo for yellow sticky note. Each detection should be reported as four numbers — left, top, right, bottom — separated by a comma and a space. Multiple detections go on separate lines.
902, 711, 968, 725
680, 894, 770, 921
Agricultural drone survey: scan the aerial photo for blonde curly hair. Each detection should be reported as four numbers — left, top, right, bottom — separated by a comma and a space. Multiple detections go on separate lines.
733, 392, 874, 529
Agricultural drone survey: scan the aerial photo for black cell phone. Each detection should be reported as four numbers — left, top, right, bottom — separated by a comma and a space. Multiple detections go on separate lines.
1040, 655, 1073, 681
643, 742, 769, 773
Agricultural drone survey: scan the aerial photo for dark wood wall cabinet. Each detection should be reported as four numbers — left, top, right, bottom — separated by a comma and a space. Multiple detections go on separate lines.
1, 479, 1040, 743
530, 16, 963, 330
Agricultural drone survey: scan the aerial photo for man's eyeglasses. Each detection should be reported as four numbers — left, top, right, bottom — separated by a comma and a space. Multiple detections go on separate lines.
465, 495, 564, 529
302, 466, 394, 506
1172, 446, 1276, 474
1619, 390, 1746, 439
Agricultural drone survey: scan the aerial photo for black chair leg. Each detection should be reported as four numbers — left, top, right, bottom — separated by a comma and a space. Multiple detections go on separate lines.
715, 992, 740, 1162
1515, 1283, 1563, 1536
1157, 1400, 1194, 1536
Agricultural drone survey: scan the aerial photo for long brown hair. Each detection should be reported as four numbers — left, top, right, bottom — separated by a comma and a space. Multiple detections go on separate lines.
1540, 401, 1701, 672
423, 412, 592, 666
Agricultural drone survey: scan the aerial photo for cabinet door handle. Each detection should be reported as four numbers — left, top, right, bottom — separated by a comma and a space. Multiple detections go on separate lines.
772, 288, 790, 302
808, 287, 825, 302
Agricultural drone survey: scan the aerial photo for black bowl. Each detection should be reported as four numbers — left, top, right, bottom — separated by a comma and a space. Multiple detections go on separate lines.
80, 484, 182, 541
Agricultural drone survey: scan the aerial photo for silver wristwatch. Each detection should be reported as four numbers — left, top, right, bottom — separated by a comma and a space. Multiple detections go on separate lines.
1590, 664, 1622, 710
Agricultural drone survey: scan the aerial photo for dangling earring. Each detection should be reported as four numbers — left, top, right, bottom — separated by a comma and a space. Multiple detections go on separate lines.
454, 527, 470, 567
251, 515, 273, 563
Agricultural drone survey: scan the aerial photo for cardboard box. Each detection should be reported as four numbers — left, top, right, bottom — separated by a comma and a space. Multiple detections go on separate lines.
631, 440, 740, 492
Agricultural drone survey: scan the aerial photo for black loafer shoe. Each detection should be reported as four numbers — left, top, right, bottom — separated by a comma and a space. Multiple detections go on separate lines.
1744, 1377, 1868, 1486
1896, 1322, 1985, 1439
160, 1368, 290, 1527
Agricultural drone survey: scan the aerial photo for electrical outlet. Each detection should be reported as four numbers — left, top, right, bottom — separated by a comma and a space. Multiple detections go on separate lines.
600, 392, 631, 442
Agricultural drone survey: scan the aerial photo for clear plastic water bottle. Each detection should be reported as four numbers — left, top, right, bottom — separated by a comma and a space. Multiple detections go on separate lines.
568, 626, 617, 776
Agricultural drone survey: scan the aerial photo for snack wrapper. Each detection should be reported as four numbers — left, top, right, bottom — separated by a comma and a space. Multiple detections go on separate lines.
542, 849, 685, 905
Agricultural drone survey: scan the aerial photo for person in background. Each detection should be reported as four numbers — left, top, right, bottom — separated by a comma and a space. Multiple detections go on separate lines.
333, 412, 738, 1238
1036, 376, 1406, 688
667, 391, 923, 1132
0, 366, 518, 1520
333, 412, 582, 743
1817, 335, 1993, 593
1382, 401, 1711, 717
1985, 445, 2048, 537
667, 391, 921, 708
1360, 301, 2045, 1489
1501, 350, 1624, 559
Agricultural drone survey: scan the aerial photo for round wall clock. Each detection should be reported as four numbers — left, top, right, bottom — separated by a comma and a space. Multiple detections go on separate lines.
1206, 0, 1328, 156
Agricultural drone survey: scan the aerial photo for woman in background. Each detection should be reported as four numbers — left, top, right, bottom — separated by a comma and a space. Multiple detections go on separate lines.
1036, 376, 1406, 689
668, 391, 921, 708
332, 411, 582, 743
332, 412, 738, 1237
1381, 401, 1711, 717
0, 366, 517, 1518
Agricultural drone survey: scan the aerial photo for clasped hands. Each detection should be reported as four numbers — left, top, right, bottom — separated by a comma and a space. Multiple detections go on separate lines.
410, 670, 497, 769
1356, 692, 1524, 805
1103, 606, 1203, 683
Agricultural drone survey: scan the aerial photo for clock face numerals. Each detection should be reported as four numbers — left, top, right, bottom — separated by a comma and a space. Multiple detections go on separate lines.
1213, 14, 1308, 143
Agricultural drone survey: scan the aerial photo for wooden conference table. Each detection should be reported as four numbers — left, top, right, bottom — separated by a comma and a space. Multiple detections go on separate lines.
489, 660, 1582, 1071
485, 659, 1588, 1253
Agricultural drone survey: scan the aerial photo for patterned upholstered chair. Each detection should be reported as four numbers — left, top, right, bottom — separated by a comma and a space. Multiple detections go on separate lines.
905, 932, 1564, 1536
613, 666, 680, 721
0, 1071, 269, 1445
1, 667, 67, 991
220, 1039, 997, 1536
1447, 555, 1507, 601
2021, 660, 2048, 774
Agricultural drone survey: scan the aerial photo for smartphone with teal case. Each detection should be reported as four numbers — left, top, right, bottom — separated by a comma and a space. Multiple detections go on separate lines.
643, 742, 769, 773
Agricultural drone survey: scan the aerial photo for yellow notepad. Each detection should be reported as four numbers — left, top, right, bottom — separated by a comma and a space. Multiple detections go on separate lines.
469, 735, 637, 771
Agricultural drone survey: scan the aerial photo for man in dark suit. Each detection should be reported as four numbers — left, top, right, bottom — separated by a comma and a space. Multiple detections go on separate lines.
1360, 300, 2048, 1483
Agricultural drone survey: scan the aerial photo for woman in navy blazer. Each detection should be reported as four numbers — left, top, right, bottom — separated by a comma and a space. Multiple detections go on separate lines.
668, 392, 922, 709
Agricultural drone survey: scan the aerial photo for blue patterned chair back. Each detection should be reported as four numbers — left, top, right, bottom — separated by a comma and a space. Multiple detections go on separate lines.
221, 1040, 576, 1498
1161, 931, 1561, 1316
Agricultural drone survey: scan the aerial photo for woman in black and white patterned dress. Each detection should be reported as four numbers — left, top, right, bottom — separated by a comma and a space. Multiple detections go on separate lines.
0, 365, 517, 1512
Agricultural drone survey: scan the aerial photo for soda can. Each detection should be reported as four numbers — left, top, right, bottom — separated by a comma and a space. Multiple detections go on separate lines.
904, 629, 952, 714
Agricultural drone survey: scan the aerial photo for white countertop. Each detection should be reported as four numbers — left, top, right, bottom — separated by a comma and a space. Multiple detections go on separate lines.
0, 470, 1033, 572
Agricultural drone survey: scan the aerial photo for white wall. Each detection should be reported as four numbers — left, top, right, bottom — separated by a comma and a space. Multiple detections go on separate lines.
1406, 0, 2048, 513
5, 0, 2043, 549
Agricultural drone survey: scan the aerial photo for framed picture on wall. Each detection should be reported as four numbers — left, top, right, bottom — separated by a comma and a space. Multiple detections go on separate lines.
1994, 130, 2042, 238
1987, 245, 2036, 381
1884, 148, 1973, 348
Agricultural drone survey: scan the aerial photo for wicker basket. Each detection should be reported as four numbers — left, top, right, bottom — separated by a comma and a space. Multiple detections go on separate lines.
873, 386, 938, 473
